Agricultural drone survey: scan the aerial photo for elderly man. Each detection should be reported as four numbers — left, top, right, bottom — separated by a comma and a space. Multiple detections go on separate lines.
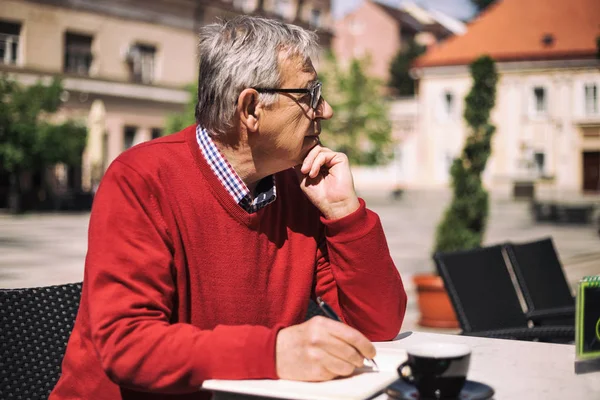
51, 16, 406, 400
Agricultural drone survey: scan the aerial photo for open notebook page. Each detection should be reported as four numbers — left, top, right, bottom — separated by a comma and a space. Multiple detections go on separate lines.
201, 348, 407, 400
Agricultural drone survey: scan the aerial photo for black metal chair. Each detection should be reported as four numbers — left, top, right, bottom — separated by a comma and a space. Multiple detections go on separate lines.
434, 245, 574, 342
0, 282, 82, 400
504, 237, 575, 326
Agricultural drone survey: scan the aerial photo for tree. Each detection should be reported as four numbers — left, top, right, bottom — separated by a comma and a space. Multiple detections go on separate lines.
434, 56, 498, 252
164, 83, 197, 134
0, 75, 87, 212
389, 39, 426, 96
470, 0, 496, 13
320, 54, 394, 165
166, 56, 395, 166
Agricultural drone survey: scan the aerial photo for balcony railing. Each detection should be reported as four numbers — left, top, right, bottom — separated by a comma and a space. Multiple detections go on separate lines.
64, 50, 93, 75
0, 33, 19, 65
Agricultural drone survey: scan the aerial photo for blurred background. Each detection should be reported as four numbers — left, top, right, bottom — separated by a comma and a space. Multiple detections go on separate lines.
1, 0, 599, 332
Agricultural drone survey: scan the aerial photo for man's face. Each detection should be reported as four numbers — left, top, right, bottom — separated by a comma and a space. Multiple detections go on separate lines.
255, 54, 333, 172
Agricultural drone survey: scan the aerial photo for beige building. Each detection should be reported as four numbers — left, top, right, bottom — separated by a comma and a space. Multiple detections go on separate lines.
0, 0, 333, 202
401, 0, 600, 195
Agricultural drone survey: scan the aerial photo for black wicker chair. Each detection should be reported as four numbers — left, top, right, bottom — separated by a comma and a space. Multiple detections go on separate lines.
434, 245, 574, 343
504, 237, 575, 326
0, 282, 82, 400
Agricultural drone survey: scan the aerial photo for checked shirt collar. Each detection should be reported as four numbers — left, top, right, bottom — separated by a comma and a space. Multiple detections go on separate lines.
195, 125, 276, 214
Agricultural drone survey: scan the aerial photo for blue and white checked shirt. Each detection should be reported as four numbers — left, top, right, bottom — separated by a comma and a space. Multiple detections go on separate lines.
196, 125, 276, 214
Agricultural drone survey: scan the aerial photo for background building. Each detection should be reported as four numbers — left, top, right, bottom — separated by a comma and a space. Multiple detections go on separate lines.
333, 0, 465, 83
330, 0, 464, 192
409, 0, 600, 196
0, 0, 333, 207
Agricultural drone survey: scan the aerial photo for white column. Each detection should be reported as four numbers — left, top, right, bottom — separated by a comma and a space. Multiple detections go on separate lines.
134, 127, 151, 145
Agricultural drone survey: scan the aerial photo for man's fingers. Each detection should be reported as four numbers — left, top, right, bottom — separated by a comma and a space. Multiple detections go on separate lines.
301, 145, 322, 173
321, 353, 358, 378
321, 338, 366, 368
327, 325, 376, 361
309, 316, 377, 364
276, 316, 376, 381
301, 145, 334, 174
309, 152, 335, 178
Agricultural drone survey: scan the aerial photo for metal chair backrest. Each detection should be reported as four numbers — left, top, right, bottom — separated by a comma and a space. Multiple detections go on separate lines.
0, 282, 82, 400
504, 237, 574, 312
434, 245, 529, 333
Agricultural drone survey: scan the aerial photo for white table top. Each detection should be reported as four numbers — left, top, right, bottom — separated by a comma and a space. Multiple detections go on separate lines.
373, 331, 600, 400
211, 331, 600, 400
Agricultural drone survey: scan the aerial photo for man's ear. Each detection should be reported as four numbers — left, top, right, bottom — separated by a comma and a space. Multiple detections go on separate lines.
237, 88, 261, 132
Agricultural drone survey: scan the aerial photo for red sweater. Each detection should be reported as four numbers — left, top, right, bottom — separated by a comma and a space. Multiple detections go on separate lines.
50, 125, 406, 400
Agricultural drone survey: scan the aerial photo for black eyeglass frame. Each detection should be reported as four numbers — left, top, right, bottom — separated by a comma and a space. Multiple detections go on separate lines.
253, 81, 323, 111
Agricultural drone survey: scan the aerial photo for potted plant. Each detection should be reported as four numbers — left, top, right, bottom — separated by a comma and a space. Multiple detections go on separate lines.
414, 56, 498, 328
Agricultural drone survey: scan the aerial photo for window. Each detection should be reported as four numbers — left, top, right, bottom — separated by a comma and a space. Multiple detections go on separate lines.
0, 20, 21, 65
127, 44, 156, 84
444, 91, 455, 117
533, 86, 547, 114
350, 18, 364, 35
437, 90, 455, 121
273, 0, 291, 19
310, 9, 322, 28
64, 32, 93, 75
123, 126, 137, 150
534, 152, 545, 177
584, 84, 598, 115
151, 128, 163, 140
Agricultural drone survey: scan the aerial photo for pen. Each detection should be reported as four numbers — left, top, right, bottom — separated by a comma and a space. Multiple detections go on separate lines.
315, 297, 380, 371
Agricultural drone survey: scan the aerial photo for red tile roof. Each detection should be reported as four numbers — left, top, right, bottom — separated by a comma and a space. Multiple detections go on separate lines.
415, 0, 600, 67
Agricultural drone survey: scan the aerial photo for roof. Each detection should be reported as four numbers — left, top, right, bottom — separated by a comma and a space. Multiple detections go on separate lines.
371, 1, 423, 32
427, 9, 467, 35
414, 0, 600, 67
401, 2, 466, 35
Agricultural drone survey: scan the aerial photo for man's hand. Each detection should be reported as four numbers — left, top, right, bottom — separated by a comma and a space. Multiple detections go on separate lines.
275, 316, 376, 381
296, 145, 360, 220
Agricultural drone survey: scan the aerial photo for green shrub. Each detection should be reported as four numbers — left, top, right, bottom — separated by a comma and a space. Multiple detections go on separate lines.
434, 55, 498, 252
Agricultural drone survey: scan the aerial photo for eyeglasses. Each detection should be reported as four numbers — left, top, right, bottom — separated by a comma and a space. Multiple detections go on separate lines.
253, 81, 323, 111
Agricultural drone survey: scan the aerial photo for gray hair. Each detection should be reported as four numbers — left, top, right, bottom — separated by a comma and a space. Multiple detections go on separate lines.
195, 16, 319, 137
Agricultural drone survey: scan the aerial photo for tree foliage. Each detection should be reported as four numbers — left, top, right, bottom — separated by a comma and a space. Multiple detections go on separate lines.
470, 0, 496, 13
166, 56, 394, 166
389, 39, 426, 96
434, 55, 498, 252
0, 75, 87, 212
319, 54, 394, 165
0, 75, 87, 173
164, 83, 197, 134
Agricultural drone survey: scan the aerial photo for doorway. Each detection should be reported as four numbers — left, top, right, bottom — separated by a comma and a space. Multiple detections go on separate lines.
582, 151, 600, 192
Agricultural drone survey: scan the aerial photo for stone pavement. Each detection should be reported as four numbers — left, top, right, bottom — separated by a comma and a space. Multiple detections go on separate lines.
1, 190, 599, 334
362, 190, 600, 333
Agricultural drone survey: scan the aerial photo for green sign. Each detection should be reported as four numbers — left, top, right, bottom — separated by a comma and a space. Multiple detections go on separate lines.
576, 276, 600, 360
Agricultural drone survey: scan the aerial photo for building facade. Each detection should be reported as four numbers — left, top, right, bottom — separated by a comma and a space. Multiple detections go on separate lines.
404, 0, 600, 195
0, 0, 333, 206
333, 0, 464, 83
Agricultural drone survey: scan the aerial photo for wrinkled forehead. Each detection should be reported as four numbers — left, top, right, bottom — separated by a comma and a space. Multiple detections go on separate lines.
277, 51, 317, 87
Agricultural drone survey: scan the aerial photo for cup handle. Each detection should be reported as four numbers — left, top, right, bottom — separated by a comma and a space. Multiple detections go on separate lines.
398, 361, 415, 384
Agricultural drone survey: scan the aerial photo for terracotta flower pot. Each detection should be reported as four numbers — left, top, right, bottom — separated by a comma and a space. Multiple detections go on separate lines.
413, 273, 460, 329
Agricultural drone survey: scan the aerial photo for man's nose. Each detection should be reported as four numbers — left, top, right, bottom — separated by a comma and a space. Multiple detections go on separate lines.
316, 99, 334, 120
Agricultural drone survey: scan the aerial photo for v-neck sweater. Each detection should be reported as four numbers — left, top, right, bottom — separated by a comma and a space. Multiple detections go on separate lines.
50, 125, 407, 400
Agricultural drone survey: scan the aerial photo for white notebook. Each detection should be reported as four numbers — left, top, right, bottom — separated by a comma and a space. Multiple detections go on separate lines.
201, 348, 407, 400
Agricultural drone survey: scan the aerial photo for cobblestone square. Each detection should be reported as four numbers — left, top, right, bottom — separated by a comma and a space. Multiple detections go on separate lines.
1, 190, 599, 333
